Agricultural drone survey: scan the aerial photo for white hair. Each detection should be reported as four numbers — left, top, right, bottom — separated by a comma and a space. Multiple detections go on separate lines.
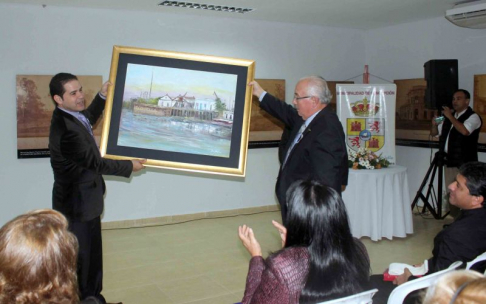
300, 76, 332, 104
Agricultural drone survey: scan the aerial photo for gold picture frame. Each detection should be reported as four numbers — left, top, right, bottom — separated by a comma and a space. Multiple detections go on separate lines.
100, 46, 255, 176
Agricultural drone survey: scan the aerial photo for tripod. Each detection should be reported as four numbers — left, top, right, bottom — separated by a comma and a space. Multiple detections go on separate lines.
411, 150, 450, 219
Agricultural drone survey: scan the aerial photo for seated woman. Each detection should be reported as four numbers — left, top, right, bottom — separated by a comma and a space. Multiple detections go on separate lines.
238, 180, 371, 304
0, 209, 79, 304
422, 270, 486, 304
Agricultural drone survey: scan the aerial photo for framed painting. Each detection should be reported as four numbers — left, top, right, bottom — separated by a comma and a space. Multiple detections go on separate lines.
16, 75, 102, 158
394, 78, 440, 148
100, 46, 255, 176
327, 80, 354, 113
473, 74, 486, 151
248, 79, 286, 148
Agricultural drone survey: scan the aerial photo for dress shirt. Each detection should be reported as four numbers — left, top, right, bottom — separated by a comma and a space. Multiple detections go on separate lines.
57, 93, 106, 137
437, 109, 481, 153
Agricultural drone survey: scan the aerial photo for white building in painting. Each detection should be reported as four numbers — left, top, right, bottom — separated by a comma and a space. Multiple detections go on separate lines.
157, 94, 175, 107
223, 110, 234, 121
194, 98, 216, 111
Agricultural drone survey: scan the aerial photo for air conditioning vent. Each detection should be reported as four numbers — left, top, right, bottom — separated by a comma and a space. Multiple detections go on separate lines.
445, 0, 486, 29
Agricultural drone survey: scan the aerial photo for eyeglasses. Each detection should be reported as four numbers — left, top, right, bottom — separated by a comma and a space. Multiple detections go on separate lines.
293, 95, 313, 101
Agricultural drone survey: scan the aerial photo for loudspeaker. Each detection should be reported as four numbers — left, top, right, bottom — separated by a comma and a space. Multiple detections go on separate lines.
424, 59, 458, 110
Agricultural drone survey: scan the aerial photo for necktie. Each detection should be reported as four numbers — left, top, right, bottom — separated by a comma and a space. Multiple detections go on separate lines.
283, 123, 306, 167
78, 114, 94, 138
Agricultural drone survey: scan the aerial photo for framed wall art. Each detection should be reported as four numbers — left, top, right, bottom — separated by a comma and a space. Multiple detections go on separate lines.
100, 46, 255, 176
248, 79, 286, 148
16, 75, 102, 158
394, 78, 440, 148
473, 74, 486, 151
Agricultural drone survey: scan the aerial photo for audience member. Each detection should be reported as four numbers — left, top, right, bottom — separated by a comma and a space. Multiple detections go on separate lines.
370, 161, 486, 303
238, 180, 370, 304
0, 209, 79, 304
422, 270, 486, 304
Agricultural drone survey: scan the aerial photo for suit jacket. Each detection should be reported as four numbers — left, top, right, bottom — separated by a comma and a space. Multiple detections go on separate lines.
260, 93, 348, 207
427, 207, 486, 273
49, 94, 133, 222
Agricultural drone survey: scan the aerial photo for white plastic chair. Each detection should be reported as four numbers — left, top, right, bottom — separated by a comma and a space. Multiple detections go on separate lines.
318, 288, 378, 304
386, 261, 462, 304
466, 251, 486, 274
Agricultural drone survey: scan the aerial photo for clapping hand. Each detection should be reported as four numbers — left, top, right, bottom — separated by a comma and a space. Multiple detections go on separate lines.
238, 225, 262, 257
272, 220, 287, 248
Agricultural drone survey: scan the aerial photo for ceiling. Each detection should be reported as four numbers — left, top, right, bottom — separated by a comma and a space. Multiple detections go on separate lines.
0, 0, 471, 29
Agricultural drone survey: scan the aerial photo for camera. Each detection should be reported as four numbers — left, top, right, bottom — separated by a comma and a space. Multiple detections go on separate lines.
434, 116, 445, 124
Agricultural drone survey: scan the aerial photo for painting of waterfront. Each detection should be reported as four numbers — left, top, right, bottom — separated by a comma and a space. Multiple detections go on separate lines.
118, 63, 238, 158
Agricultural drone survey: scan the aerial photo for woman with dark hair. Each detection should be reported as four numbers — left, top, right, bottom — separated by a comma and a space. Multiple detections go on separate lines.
238, 180, 370, 304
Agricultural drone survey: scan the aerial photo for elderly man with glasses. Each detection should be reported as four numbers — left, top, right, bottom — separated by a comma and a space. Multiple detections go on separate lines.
249, 77, 348, 223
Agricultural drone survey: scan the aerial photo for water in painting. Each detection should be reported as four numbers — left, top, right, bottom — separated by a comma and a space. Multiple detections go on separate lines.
118, 64, 238, 158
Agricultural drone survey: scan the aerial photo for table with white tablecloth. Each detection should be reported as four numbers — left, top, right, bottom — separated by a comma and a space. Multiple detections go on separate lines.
342, 165, 413, 241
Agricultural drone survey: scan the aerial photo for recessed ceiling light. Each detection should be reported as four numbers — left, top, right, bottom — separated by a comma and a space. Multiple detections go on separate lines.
158, 1, 254, 14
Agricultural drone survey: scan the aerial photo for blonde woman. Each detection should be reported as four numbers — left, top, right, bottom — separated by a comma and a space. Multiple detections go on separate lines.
0, 209, 79, 304
423, 270, 486, 304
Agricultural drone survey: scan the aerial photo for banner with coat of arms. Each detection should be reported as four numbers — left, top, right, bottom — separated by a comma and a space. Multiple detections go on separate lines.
337, 84, 396, 168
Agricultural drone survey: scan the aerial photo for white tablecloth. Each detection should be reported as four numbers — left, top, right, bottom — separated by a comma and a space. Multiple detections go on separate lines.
342, 165, 413, 241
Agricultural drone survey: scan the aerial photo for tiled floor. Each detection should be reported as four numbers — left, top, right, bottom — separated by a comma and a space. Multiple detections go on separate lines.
101, 210, 453, 304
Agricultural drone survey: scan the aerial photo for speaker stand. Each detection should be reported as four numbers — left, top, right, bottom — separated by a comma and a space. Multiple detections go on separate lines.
411, 151, 450, 220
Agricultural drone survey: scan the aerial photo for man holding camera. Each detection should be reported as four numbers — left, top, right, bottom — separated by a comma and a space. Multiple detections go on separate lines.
431, 89, 482, 217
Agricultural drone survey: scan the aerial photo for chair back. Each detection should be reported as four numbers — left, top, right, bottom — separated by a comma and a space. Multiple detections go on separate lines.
386, 261, 462, 304
318, 288, 378, 304
466, 251, 486, 274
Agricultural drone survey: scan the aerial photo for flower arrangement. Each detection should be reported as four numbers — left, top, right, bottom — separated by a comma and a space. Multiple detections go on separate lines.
348, 148, 391, 170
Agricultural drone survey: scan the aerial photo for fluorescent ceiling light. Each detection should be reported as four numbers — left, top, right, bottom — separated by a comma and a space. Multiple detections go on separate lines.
158, 1, 254, 14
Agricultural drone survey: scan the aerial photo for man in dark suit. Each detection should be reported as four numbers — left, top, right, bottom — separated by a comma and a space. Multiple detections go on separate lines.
249, 77, 348, 222
369, 161, 486, 304
49, 73, 146, 304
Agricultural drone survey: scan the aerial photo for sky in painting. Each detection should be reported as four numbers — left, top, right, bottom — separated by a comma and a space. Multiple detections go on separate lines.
123, 63, 238, 102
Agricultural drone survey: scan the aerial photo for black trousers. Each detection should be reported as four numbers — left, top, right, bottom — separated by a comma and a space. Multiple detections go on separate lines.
70, 216, 106, 303
369, 274, 422, 304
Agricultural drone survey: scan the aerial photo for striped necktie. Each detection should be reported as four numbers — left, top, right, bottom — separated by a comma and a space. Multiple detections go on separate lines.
283, 123, 306, 167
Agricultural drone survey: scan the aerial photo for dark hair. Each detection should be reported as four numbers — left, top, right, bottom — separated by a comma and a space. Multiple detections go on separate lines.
49, 73, 78, 102
455, 89, 470, 100
459, 162, 486, 205
284, 180, 370, 303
